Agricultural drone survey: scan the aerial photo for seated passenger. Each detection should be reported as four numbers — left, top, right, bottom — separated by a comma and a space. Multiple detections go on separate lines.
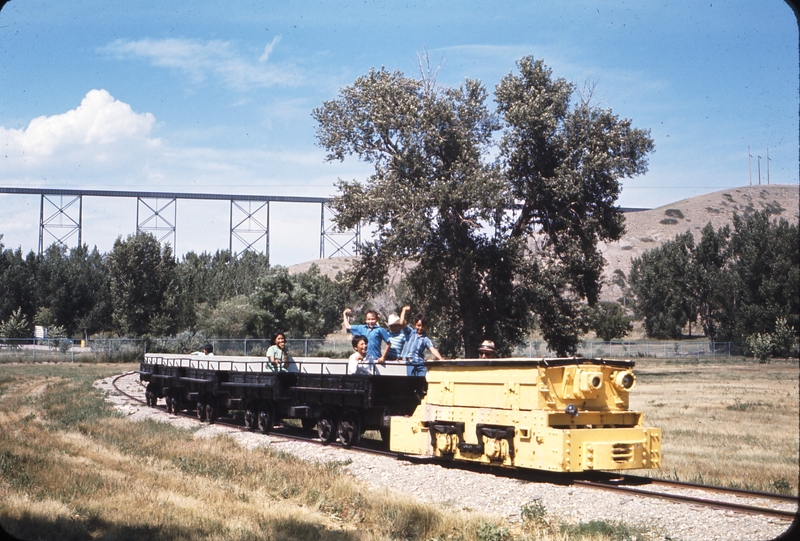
379, 305, 411, 363
347, 335, 371, 375
192, 343, 214, 356
400, 314, 443, 376
266, 332, 292, 371
478, 340, 496, 359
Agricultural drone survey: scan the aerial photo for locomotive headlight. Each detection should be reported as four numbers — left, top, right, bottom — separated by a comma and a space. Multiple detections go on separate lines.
579, 370, 604, 392
565, 403, 578, 417
613, 370, 636, 391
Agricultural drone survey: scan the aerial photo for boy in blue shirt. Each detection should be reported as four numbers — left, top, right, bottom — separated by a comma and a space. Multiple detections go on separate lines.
342, 307, 390, 363
401, 314, 443, 376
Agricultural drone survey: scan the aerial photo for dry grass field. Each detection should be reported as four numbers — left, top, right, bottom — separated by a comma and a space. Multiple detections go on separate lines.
0, 359, 797, 540
630, 358, 799, 494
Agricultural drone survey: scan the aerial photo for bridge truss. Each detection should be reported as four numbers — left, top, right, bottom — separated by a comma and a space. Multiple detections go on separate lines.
1, 187, 360, 260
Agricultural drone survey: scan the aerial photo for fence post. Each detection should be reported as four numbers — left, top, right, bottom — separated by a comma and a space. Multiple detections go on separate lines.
244, 338, 247, 355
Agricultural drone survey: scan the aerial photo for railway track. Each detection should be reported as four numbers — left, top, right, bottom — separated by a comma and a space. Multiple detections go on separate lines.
575, 475, 797, 521
111, 372, 798, 522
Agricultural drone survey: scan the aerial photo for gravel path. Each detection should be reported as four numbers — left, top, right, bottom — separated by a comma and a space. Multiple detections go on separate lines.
96, 373, 796, 541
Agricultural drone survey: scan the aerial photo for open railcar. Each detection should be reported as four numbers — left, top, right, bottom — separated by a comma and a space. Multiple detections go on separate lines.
138, 354, 661, 472
138, 353, 424, 447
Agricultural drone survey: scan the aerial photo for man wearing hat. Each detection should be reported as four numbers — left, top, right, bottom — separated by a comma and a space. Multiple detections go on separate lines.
477, 340, 496, 359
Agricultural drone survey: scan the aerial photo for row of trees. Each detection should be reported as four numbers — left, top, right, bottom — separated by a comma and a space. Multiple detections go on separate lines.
0, 232, 348, 341
628, 210, 798, 354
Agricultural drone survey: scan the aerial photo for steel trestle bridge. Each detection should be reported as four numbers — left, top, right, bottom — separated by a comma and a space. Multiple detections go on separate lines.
0, 187, 360, 259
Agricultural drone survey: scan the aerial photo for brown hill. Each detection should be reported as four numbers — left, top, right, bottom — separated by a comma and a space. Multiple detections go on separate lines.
290, 184, 799, 303
600, 184, 799, 301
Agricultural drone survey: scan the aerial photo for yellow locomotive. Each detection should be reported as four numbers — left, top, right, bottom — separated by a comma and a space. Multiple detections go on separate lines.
390, 357, 661, 472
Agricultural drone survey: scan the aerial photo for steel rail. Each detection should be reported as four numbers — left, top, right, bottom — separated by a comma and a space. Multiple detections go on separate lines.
586, 472, 799, 504
574, 479, 797, 521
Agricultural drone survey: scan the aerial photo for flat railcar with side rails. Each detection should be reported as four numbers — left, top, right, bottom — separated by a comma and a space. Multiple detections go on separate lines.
138, 353, 425, 447
138, 354, 661, 472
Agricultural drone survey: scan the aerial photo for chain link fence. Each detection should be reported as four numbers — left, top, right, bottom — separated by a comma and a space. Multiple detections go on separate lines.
1, 335, 753, 362
514, 340, 749, 359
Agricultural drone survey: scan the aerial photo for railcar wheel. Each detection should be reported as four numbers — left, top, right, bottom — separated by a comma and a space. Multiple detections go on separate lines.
317, 410, 337, 445
301, 418, 316, 431
196, 401, 206, 422
145, 384, 157, 407
165, 396, 174, 414
258, 407, 273, 434
172, 395, 182, 413
244, 409, 257, 431
205, 402, 217, 424
338, 410, 361, 448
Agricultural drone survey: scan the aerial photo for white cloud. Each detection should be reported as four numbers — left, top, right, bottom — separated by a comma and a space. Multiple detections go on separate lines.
100, 37, 299, 91
0, 89, 159, 169
259, 35, 282, 63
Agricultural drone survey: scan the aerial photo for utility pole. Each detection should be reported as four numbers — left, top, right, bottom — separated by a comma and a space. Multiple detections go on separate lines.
757, 155, 761, 185
748, 145, 752, 186
766, 148, 770, 185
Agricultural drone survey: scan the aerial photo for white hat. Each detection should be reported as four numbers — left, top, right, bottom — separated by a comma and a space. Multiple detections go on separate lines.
387, 314, 401, 326
477, 340, 495, 353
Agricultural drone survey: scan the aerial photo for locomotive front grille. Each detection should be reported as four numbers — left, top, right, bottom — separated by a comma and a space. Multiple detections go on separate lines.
611, 443, 634, 463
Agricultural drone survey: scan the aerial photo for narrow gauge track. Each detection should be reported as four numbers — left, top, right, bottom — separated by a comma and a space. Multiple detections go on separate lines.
111, 372, 798, 521
574, 476, 797, 521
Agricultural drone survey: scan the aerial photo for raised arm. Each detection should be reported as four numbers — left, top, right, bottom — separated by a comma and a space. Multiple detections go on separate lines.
398, 305, 410, 325
342, 308, 352, 331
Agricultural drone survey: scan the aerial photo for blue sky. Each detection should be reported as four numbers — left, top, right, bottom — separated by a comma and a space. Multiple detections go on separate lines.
0, 1, 797, 265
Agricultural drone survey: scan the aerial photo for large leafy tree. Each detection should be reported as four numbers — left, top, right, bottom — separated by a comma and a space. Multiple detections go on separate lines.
107, 232, 180, 336
313, 56, 653, 356
34, 244, 110, 337
726, 210, 799, 340
250, 264, 348, 339
630, 210, 798, 344
629, 232, 696, 339
692, 222, 733, 343
0, 236, 36, 325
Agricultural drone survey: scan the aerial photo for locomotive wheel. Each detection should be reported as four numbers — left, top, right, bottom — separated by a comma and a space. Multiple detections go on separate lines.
317, 410, 337, 445
205, 402, 217, 424
301, 418, 316, 431
338, 410, 361, 448
196, 401, 206, 422
244, 409, 257, 431
258, 408, 273, 434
